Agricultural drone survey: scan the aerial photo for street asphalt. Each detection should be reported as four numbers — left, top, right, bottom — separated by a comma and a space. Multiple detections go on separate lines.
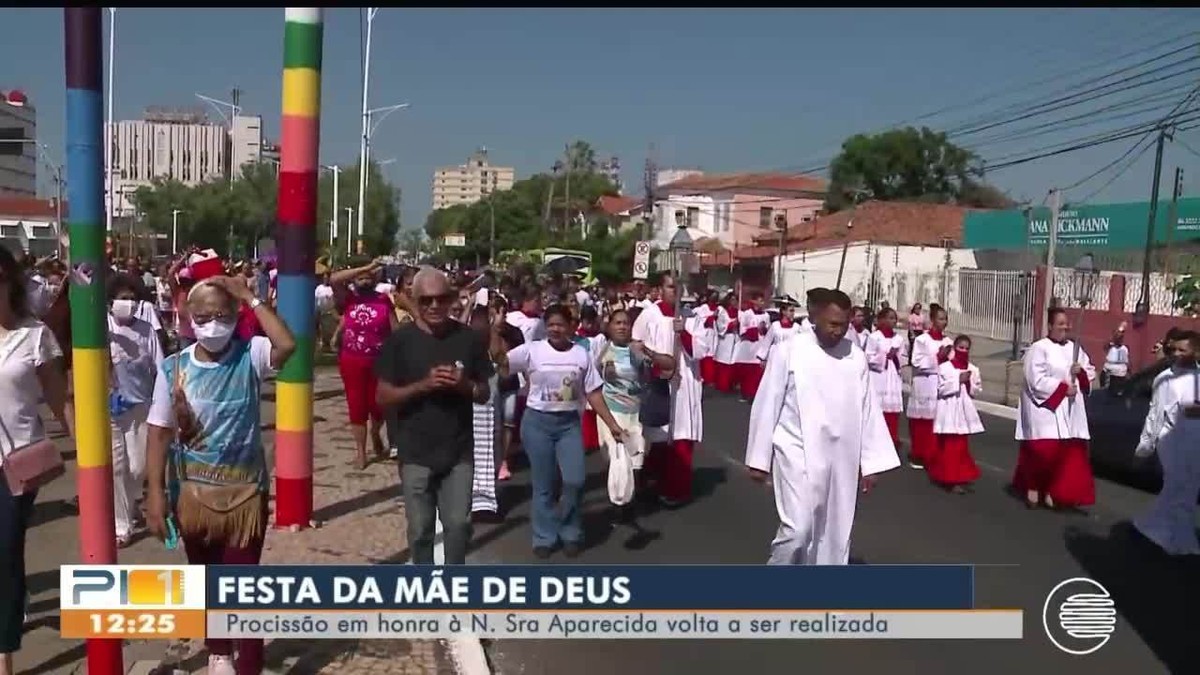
472, 390, 1199, 675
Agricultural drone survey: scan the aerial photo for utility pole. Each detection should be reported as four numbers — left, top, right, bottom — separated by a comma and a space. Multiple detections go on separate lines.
642, 144, 656, 241
774, 213, 788, 293
1135, 127, 1171, 322
1043, 188, 1061, 318
488, 196, 496, 264
356, 8, 381, 257
106, 7, 115, 236
1163, 167, 1184, 282
171, 208, 184, 254
563, 144, 571, 232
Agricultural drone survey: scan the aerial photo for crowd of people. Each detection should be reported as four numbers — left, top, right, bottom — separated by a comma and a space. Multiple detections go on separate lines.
0, 243, 1197, 675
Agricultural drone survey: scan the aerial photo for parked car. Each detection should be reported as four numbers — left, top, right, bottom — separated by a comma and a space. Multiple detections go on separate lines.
1085, 359, 1171, 490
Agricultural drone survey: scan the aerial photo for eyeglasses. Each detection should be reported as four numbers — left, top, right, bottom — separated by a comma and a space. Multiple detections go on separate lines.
416, 292, 455, 307
192, 312, 234, 325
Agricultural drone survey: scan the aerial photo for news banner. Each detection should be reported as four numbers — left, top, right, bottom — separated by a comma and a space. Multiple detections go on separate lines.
60, 565, 1023, 640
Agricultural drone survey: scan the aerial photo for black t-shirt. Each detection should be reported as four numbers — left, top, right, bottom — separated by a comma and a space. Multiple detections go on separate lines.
375, 322, 494, 472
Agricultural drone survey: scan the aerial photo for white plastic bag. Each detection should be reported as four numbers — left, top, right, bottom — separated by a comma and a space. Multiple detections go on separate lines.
607, 441, 635, 506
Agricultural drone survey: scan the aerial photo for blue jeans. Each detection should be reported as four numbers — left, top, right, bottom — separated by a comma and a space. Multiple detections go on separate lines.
520, 409, 586, 549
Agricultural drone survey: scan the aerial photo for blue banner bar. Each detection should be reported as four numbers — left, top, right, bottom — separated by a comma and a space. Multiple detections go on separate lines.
206, 565, 974, 610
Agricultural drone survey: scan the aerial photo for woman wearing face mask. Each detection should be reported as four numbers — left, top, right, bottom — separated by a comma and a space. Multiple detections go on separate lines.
143, 275, 295, 675
329, 259, 398, 469
107, 274, 165, 548
906, 303, 952, 471
498, 304, 626, 558
930, 335, 983, 494
0, 246, 71, 675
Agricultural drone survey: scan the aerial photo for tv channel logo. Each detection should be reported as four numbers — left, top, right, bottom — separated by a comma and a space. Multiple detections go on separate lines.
61, 565, 205, 609
1042, 577, 1117, 656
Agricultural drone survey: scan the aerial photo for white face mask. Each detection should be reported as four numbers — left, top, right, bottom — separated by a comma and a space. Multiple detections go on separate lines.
192, 319, 236, 352
111, 299, 137, 323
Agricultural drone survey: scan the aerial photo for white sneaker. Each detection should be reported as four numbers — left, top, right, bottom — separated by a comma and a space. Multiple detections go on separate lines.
208, 654, 236, 675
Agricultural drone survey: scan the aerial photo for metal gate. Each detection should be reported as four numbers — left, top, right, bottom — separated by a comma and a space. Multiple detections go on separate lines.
951, 269, 1037, 343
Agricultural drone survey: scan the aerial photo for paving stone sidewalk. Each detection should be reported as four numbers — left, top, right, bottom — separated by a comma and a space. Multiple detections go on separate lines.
16, 368, 457, 675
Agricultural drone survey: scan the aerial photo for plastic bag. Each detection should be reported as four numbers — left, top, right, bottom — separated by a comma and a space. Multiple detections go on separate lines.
608, 442, 635, 506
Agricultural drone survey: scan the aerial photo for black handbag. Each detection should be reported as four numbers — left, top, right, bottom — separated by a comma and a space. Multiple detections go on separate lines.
639, 376, 672, 428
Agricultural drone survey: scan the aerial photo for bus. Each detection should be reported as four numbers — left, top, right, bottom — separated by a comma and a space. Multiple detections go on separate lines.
498, 247, 594, 285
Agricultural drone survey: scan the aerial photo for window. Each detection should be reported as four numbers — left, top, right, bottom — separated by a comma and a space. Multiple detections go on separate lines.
759, 206, 774, 229
686, 206, 699, 228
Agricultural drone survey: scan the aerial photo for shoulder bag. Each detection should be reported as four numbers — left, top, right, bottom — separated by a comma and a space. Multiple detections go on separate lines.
0, 327, 64, 495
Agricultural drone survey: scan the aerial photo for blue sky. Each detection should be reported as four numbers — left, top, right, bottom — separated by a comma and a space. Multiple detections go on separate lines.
4, 8, 1200, 231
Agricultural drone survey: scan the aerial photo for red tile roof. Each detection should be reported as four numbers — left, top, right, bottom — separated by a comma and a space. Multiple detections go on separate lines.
0, 197, 66, 219
595, 194, 643, 216
659, 171, 827, 196
739, 200, 980, 260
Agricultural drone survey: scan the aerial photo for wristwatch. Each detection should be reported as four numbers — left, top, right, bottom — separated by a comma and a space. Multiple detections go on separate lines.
248, 297, 263, 310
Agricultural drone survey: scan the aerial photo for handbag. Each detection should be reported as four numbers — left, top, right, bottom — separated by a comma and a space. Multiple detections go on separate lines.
167, 352, 265, 547
639, 375, 671, 428
0, 326, 65, 495
607, 441, 635, 506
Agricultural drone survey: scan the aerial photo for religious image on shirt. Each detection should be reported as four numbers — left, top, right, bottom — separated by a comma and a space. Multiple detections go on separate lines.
540, 369, 580, 404
344, 302, 384, 351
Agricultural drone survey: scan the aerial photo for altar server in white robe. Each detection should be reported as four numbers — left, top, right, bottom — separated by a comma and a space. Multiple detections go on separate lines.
692, 289, 721, 385
1132, 331, 1200, 555
906, 303, 953, 470
745, 289, 901, 565
714, 294, 739, 393
757, 298, 801, 363
735, 293, 770, 401
632, 272, 703, 506
866, 307, 907, 447
848, 306, 870, 351
929, 335, 984, 493
1012, 307, 1096, 510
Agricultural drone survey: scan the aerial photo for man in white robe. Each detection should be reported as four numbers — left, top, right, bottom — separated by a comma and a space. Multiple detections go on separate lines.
632, 272, 703, 506
745, 288, 900, 565
1133, 331, 1200, 556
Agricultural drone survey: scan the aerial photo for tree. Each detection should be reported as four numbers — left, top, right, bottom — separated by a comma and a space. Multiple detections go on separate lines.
565, 140, 598, 174
826, 126, 1007, 212
130, 160, 401, 260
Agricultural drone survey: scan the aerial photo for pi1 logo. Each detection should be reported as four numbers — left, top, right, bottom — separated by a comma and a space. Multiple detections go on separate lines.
61, 565, 199, 609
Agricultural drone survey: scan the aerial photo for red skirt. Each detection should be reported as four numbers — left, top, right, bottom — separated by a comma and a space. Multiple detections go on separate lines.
929, 434, 981, 486
1011, 439, 1095, 507
582, 409, 600, 453
738, 362, 764, 400
700, 357, 718, 385
715, 362, 736, 393
907, 417, 935, 466
645, 440, 695, 503
882, 412, 901, 448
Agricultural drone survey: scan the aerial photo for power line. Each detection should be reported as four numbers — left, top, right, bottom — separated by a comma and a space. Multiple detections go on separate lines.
1073, 136, 1157, 204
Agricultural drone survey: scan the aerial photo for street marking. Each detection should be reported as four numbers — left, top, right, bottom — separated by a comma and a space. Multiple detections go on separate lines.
431, 514, 493, 675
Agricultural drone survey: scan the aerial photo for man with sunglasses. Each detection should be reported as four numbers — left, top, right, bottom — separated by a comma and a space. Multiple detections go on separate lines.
376, 267, 494, 564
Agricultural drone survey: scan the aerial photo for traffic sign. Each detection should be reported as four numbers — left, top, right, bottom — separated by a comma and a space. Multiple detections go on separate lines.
443, 234, 466, 247
635, 241, 650, 256
633, 260, 649, 279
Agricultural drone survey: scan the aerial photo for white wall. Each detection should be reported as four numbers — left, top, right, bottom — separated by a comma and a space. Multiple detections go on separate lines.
776, 242, 980, 309
654, 195, 716, 241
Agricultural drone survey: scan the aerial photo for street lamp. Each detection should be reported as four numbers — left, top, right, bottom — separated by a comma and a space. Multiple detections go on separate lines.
774, 212, 788, 294
321, 165, 341, 262
356, 104, 409, 254
1070, 252, 1100, 364
835, 219, 855, 290
670, 211, 694, 316
344, 206, 355, 256
171, 208, 185, 254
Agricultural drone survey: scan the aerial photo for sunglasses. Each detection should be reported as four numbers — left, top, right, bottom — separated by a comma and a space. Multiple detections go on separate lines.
416, 292, 456, 307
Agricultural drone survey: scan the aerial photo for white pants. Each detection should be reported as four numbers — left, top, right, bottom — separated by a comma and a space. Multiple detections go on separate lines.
111, 403, 149, 539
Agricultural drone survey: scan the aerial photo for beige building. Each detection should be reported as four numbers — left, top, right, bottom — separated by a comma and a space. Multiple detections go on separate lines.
230, 114, 263, 176
107, 107, 229, 218
431, 148, 514, 211
0, 90, 37, 199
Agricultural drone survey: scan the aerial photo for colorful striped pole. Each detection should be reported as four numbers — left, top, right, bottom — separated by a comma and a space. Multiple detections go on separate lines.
274, 8, 323, 528
64, 8, 123, 675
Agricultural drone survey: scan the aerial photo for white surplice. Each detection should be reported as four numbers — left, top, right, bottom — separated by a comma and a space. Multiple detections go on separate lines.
632, 303, 703, 444
745, 331, 901, 565
691, 303, 718, 360
734, 309, 769, 364
865, 330, 907, 413
756, 321, 802, 362
907, 332, 953, 420
1015, 338, 1095, 441
934, 361, 985, 435
715, 306, 739, 365
1132, 366, 1200, 555
848, 326, 870, 352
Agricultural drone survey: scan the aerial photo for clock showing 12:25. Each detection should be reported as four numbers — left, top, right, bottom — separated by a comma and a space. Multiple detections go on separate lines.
88, 612, 177, 636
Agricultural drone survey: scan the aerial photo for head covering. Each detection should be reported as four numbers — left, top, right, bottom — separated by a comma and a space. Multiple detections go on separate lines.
187, 249, 224, 282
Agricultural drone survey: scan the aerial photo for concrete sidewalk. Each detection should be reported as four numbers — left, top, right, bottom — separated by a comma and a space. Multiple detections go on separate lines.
898, 332, 1025, 408
16, 369, 456, 675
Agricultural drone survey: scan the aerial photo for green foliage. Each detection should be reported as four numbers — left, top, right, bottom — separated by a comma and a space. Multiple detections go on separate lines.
129, 160, 400, 260
826, 126, 1010, 211
423, 140, 628, 274
1173, 274, 1200, 317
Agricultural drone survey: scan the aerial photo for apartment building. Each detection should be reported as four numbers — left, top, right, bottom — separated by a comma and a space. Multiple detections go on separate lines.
230, 114, 263, 175
107, 107, 228, 217
431, 148, 515, 211
0, 90, 37, 199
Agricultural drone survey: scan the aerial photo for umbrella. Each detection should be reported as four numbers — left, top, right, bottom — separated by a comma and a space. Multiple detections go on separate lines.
541, 256, 588, 277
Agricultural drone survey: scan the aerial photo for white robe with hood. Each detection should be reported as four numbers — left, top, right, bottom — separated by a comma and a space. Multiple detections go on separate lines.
745, 330, 900, 565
